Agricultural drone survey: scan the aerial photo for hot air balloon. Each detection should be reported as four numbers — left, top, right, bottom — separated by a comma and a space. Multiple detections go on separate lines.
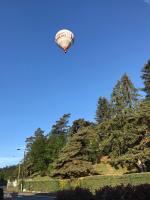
55, 29, 74, 53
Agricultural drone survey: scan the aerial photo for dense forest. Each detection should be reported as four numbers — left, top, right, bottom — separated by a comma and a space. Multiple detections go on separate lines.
1, 60, 150, 180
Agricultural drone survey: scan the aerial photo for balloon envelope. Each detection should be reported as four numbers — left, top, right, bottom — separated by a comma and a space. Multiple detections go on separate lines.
55, 29, 74, 53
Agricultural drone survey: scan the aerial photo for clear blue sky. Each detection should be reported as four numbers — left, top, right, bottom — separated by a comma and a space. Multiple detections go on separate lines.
0, 0, 150, 167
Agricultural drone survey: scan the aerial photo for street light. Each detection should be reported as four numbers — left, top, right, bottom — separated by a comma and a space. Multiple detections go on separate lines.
17, 148, 26, 191
17, 161, 21, 183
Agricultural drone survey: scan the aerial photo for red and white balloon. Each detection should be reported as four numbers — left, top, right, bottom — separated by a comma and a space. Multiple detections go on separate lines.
55, 29, 74, 53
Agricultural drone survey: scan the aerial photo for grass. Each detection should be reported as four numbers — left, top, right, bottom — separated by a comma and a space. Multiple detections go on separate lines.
94, 163, 128, 175
93, 156, 129, 175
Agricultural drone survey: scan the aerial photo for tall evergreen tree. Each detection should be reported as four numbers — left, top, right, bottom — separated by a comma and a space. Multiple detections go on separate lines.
111, 80, 124, 114
111, 73, 139, 115
46, 133, 66, 164
110, 100, 150, 172
53, 127, 100, 178
71, 118, 92, 134
45, 114, 71, 174
141, 60, 150, 99
95, 97, 110, 123
25, 128, 48, 176
51, 113, 71, 135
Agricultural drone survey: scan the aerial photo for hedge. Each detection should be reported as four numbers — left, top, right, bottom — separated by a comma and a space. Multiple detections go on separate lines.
22, 179, 59, 192
15, 172, 150, 193
79, 172, 150, 192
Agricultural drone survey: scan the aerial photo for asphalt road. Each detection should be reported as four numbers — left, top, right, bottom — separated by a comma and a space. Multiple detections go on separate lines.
4, 192, 56, 200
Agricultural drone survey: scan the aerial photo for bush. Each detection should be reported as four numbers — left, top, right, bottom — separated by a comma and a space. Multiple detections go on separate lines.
0, 188, 3, 200
95, 185, 134, 200
133, 184, 150, 200
56, 184, 150, 200
57, 187, 94, 200
95, 184, 150, 200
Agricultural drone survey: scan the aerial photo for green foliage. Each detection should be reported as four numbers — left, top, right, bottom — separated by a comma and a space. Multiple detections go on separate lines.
95, 97, 111, 124
22, 114, 71, 178
11, 60, 150, 179
56, 185, 150, 200
0, 166, 18, 180
111, 73, 139, 115
51, 113, 71, 135
46, 133, 66, 163
22, 179, 60, 192
96, 100, 150, 171
53, 127, 100, 178
71, 118, 92, 134
79, 173, 150, 192
25, 128, 48, 176
57, 187, 93, 200
141, 60, 150, 98
0, 171, 5, 182
18, 173, 150, 193
94, 162, 128, 175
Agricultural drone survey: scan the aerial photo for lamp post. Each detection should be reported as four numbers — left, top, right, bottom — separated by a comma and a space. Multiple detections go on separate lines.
17, 148, 26, 191
17, 161, 21, 183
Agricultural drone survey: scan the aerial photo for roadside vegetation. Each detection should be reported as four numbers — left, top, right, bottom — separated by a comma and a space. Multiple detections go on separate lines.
1, 60, 150, 184
56, 184, 150, 200
21, 173, 150, 193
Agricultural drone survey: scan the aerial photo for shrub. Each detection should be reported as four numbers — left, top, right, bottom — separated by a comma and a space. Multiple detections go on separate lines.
133, 184, 150, 200
56, 184, 150, 200
0, 188, 3, 200
95, 184, 150, 200
57, 187, 94, 200
23, 180, 59, 192
95, 185, 134, 200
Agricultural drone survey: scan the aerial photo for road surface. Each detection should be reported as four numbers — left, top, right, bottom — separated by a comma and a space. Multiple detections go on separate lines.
4, 192, 56, 200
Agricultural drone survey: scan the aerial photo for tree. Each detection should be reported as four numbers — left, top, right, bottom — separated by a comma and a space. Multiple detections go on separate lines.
71, 118, 92, 134
95, 97, 110, 123
141, 60, 150, 99
0, 166, 18, 181
52, 127, 100, 178
45, 114, 71, 175
111, 73, 139, 115
25, 128, 48, 176
102, 100, 150, 172
95, 112, 140, 159
46, 133, 66, 163
51, 114, 71, 135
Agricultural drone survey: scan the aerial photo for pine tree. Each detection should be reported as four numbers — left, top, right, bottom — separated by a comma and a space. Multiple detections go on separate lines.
108, 100, 150, 172
71, 118, 92, 134
52, 127, 100, 178
46, 133, 66, 163
25, 128, 48, 176
111, 73, 139, 115
45, 114, 71, 174
95, 97, 110, 123
51, 113, 71, 135
141, 60, 150, 99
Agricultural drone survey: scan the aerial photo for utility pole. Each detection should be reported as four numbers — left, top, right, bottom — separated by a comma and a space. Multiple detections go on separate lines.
17, 148, 26, 191
17, 162, 21, 183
